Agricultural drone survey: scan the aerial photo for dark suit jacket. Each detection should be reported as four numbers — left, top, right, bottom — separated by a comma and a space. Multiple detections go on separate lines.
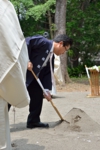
26, 35, 54, 90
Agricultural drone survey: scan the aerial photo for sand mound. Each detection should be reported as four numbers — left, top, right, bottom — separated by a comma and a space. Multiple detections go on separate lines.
54, 108, 100, 133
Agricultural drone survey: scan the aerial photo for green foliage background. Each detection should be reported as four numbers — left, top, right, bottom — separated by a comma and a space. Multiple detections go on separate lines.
10, 0, 100, 76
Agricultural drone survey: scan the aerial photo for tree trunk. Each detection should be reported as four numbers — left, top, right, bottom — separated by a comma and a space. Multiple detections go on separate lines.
54, 0, 71, 83
47, 10, 54, 39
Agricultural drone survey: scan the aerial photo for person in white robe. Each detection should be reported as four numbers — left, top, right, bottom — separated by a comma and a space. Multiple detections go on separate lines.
0, 0, 30, 149
51, 55, 64, 96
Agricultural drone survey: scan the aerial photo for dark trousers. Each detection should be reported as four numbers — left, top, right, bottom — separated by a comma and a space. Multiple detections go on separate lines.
27, 79, 43, 125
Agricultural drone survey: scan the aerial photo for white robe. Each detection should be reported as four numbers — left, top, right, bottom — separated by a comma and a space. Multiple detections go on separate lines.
54, 55, 64, 85
0, 0, 30, 149
0, 0, 30, 108
0, 98, 11, 150
51, 55, 64, 96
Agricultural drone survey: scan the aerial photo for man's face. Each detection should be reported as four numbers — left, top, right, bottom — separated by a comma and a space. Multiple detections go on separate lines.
54, 41, 70, 56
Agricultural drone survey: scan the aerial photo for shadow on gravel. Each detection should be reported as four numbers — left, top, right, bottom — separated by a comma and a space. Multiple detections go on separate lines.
11, 139, 45, 150
10, 120, 66, 132
10, 122, 27, 132
10, 121, 61, 132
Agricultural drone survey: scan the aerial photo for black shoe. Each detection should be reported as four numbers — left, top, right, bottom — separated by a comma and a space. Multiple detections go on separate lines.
27, 122, 49, 129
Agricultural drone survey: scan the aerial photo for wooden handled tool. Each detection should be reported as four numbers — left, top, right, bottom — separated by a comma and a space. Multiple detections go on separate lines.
31, 70, 65, 121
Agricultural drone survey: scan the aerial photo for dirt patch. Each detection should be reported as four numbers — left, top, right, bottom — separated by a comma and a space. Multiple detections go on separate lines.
56, 78, 90, 92
54, 108, 100, 134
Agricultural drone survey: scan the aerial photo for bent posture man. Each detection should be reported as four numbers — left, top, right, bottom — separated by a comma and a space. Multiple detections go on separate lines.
0, 0, 30, 149
26, 34, 73, 128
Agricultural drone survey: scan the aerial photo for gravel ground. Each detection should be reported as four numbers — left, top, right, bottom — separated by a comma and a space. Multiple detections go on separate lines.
9, 77, 100, 150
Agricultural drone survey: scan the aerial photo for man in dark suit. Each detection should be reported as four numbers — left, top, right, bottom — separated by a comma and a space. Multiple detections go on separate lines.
26, 34, 73, 128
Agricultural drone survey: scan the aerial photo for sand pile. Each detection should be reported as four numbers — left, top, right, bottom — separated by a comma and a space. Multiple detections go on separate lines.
54, 108, 100, 133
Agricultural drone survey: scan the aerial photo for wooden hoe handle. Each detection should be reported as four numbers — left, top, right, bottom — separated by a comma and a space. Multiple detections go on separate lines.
31, 70, 65, 121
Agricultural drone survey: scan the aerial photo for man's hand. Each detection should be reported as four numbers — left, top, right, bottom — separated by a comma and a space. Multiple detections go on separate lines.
43, 91, 51, 101
27, 61, 33, 71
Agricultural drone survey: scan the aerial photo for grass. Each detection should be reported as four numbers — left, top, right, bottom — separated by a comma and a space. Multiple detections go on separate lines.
70, 76, 89, 85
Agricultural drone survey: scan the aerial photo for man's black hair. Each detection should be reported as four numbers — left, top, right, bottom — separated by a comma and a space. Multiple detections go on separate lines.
53, 34, 73, 47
